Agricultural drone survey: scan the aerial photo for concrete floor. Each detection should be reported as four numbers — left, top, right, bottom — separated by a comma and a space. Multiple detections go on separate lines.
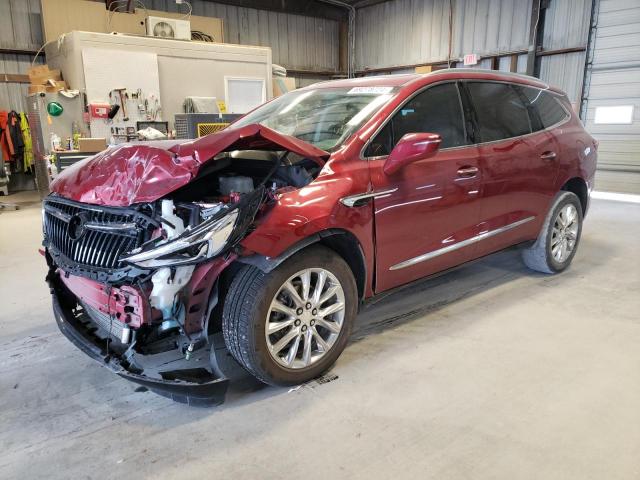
1, 191, 639, 480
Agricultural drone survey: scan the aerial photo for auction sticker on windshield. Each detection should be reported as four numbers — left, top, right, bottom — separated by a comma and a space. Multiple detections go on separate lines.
347, 86, 394, 95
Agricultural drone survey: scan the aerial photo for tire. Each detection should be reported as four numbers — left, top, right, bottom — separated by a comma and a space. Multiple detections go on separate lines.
222, 245, 358, 386
522, 191, 583, 274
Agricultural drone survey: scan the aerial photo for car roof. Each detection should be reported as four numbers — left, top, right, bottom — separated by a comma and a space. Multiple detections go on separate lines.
305, 74, 421, 89
305, 68, 560, 94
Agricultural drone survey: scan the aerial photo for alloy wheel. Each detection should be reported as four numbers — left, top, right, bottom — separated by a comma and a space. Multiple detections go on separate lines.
551, 204, 579, 263
265, 268, 346, 369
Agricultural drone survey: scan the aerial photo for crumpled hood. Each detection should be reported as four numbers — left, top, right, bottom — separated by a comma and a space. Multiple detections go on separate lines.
49, 124, 329, 206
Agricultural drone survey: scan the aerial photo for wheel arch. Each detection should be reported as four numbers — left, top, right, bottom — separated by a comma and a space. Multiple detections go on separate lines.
236, 229, 367, 302
560, 177, 589, 216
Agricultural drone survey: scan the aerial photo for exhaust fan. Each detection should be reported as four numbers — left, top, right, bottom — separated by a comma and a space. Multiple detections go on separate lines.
145, 16, 191, 40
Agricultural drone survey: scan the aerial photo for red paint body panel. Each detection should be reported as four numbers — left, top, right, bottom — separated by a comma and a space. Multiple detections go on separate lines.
50, 143, 194, 207
240, 148, 377, 297
182, 255, 236, 334
369, 146, 483, 291
473, 132, 560, 256
49, 124, 328, 206
169, 123, 329, 167
59, 256, 234, 334
59, 270, 151, 328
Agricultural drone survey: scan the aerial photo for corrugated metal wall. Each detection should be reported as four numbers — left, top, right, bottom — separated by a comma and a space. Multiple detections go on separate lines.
0, 55, 44, 112
0, 0, 43, 50
0, 0, 44, 112
538, 0, 591, 104
0, 0, 340, 112
583, 0, 640, 194
355, 0, 591, 104
355, 0, 534, 71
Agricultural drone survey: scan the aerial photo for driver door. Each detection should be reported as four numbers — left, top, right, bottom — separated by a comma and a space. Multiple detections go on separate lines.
366, 82, 483, 292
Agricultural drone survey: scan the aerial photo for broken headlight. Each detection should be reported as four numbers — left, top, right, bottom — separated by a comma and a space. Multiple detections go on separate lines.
122, 186, 265, 269
122, 209, 239, 268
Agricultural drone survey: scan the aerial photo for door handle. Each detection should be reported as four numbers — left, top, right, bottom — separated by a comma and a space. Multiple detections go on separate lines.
540, 151, 557, 161
456, 166, 478, 178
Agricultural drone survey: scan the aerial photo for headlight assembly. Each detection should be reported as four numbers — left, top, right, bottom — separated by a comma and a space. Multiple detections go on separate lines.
122, 186, 265, 269
122, 209, 239, 268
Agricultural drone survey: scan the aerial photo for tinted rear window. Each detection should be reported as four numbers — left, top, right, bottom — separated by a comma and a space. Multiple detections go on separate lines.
466, 82, 531, 142
521, 87, 569, 129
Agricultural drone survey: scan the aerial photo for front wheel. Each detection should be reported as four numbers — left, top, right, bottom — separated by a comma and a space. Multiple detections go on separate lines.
522, 191, 583, 274
222, 245, 357, 386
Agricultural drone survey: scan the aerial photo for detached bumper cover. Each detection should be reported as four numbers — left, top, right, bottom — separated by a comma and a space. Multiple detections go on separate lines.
49, 274, 230, 406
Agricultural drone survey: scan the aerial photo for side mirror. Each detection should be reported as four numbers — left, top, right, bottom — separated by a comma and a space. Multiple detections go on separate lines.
383, 133, 442, 175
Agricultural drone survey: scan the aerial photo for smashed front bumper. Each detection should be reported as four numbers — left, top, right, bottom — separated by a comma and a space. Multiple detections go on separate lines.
48, 272, 233, 406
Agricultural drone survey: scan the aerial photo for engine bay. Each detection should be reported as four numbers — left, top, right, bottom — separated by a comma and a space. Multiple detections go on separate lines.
169, 150, 320, 212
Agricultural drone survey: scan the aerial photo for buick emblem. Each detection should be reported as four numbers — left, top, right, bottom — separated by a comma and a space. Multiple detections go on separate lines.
68, 213, 88, 241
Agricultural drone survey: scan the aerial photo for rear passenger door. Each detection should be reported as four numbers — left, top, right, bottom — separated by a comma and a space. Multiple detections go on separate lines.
462, 81, 561, 257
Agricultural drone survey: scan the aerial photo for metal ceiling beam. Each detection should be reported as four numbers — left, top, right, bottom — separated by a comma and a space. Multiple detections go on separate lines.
350, 0, 394, 8
196, 0, 348, 21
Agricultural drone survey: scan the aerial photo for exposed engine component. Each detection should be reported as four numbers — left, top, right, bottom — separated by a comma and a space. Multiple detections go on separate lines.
149, 200, 195, 323
219, 175, 254, 195
197, 202, 226, 220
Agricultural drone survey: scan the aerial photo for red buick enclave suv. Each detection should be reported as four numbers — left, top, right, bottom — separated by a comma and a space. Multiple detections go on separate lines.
44, 69, 597, 405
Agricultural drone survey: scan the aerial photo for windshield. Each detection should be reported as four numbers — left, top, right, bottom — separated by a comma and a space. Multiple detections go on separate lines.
231, 87, 397, 151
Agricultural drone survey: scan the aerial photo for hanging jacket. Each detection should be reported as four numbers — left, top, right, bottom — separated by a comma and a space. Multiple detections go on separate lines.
0, 111, 14, 161
8, 111, 24, 158
20, 113, 34, 171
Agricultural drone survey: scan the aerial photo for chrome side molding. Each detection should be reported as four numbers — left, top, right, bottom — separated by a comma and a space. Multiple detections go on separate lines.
389, 216, 536, 271
340, 188, 398, 208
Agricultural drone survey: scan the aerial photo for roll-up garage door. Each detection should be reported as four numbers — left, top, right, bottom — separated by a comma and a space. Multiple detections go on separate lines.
583, 0, 640, 194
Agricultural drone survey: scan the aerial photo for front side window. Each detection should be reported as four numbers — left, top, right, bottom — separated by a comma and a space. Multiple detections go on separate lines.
466, 82, 532, 142
231, 87, 396, 151
520, 87, 569, 129
364, 82, 468, 157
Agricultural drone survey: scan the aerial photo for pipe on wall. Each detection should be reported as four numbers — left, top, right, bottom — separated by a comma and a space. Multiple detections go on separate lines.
317, 0, 355, 77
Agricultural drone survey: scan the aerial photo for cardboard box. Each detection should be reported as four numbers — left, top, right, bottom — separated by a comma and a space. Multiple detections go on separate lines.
273, 77, 296, 97
415, 65, 433, 74
28, 84, 47, 94
78, 138, 107, 153
28, 66, 62, 85
27, 65, 49, 78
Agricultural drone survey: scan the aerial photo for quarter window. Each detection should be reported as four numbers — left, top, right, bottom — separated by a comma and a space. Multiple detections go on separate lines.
466, 82, 532, 142
364, 83, 467, 157
521, 87, 569, 129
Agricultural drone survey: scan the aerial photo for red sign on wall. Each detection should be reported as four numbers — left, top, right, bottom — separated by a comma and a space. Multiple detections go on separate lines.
463, 53, 479, 66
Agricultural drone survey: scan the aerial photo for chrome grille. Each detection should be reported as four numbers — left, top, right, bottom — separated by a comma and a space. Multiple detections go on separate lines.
43, 197, 147, 270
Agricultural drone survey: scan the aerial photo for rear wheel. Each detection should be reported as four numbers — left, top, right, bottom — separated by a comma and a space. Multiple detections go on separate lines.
222, 245, 357, 386
522, 191, 583, 274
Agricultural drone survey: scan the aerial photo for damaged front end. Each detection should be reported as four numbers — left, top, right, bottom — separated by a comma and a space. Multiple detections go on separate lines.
43, 124, 328, 405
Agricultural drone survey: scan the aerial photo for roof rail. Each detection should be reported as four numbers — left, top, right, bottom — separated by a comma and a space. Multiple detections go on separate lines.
429, 68, 549, 87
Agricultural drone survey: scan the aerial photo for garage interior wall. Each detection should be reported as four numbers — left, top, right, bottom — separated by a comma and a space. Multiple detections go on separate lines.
0, 0, 44, 112
355, 0, 534, 70
0, 0, 598, 110
0, 0, 340, 111
135, 0, 340, 75
355, 0, 592, 104
582, 0, 640, 194
2, 0, 638, 194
